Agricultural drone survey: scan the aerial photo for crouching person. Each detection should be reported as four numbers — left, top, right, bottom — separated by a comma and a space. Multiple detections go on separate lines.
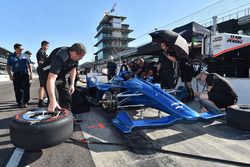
195, 71, 238, 113
40, 43, 86, 112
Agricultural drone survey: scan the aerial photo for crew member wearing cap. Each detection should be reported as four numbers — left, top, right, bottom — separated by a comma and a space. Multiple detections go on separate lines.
40, 43, 86, 112
195, 71, 238, 113
6, 43, 33, 108
157, 42, 177, 89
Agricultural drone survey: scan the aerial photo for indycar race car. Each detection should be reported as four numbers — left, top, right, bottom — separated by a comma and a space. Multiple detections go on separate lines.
86, 71, 225, 133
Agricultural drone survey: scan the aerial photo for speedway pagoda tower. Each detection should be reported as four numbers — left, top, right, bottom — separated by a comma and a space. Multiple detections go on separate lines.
94, 11, 134, 62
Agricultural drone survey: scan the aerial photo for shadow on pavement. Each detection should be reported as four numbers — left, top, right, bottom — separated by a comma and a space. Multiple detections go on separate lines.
0, 133, 10, 138
0, 140, 11, 146
0, 117, 11, 129
18, 150, 43, 167
0, 147, 15, 167
0, 102, 20, 111
143, 120, 250, 149
77, 105, 250, 156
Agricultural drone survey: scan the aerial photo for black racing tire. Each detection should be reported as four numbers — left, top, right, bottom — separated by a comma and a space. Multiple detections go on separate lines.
10, 108, 74, 150
226, 104, 250, 131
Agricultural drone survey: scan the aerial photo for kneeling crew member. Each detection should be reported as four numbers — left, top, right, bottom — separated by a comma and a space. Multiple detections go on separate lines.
195, 71, 238, 113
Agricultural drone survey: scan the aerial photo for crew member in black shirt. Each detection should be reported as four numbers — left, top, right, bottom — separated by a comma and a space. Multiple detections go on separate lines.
157, 42, 177, 89
195, 71, 238, 112
179, 58, 194, 101
36, 40, 49, 107
40, 43, 86, 112
106, 56, 117, 81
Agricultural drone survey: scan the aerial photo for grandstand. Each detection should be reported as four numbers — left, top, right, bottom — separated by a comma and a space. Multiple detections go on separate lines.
0, 47, 12, 74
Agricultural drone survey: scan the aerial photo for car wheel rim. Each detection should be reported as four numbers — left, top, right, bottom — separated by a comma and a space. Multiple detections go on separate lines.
102, 91, 112, 109
22, 110, 57, 121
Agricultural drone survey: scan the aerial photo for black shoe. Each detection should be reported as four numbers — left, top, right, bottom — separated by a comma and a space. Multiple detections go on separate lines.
17, 103, 22, 108
38, 99, 47, 107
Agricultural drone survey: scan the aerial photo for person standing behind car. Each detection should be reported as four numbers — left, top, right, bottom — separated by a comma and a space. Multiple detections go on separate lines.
157, 42, 177, 89
36, 40, 49, 107
106, 56, 117, 81
120, 60, 128, 71
24, 50, 34, 88
40, 43, 86, 112
135, 58, 147, 79
6, 43, 32, 108
179, 58, 194, 101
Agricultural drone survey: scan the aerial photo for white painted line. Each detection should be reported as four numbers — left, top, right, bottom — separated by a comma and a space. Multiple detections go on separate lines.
6, 147, 24, 167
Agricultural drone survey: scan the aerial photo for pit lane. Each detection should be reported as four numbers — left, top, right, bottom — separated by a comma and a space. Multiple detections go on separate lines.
0, 78, 250, 167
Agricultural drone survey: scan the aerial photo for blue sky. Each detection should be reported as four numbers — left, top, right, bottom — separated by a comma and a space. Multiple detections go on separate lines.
1, 0, 250, 64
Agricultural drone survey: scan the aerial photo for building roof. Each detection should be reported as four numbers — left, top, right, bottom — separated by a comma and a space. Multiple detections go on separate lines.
95, 25, 133, 38
136, 42, 162, 56
0, 47, 12, 59
98, 14, 126, 26
94, 45, 129, 55
173, 21, 211, 43
94, 36, 135, 47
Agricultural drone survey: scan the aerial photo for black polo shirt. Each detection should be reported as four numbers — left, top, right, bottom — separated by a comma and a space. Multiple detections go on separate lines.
206, 73, 238, 100
41, 47, 78, 79
36, 48, 48, 66
158, 49, 177, 70
107, 61, 117, 75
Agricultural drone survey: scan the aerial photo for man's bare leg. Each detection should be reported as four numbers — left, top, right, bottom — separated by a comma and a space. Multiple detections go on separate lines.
38, 87, 46, 107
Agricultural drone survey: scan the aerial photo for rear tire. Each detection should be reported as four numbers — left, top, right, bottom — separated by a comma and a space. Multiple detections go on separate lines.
226, 104, 250, 131
10, 108, 73, 150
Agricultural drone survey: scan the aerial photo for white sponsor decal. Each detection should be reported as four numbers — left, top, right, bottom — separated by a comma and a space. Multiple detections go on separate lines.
171, 102, 184, 110
43, 65, 51, 71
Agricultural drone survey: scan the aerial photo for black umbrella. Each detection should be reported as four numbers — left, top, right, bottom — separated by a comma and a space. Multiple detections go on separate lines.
149, 30, 189, 60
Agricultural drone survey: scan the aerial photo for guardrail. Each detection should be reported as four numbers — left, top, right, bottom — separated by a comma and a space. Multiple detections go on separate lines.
202, 7, 250, 27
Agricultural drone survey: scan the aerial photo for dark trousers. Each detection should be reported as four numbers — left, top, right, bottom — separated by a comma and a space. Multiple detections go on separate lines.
160, 69, 175, 89
55, 80, 71, 110
13, 73, 30, 105
37, 66, 46, 87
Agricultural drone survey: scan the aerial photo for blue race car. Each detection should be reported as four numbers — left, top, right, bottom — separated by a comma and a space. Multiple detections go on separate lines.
86, 71, 224, 133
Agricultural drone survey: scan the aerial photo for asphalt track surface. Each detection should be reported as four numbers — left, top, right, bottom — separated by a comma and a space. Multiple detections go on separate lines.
1, 79, 250, 167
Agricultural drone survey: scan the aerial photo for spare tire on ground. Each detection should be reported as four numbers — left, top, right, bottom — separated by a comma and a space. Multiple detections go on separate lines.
10, 108, 73, 150
226, 104, 250, 131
